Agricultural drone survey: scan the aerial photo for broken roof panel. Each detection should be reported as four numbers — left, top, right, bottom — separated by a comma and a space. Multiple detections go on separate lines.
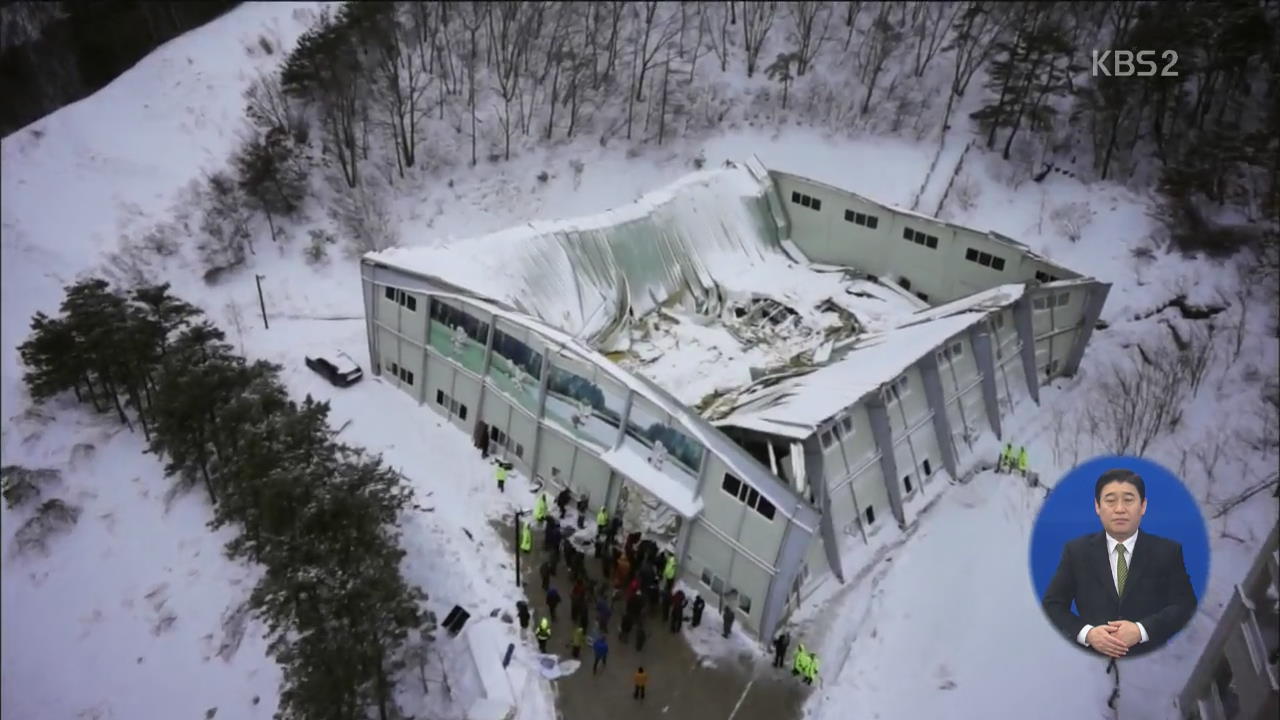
718, 311, 993, 434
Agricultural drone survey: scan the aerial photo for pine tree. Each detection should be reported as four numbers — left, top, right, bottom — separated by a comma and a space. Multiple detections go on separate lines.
234, 127, 308, 244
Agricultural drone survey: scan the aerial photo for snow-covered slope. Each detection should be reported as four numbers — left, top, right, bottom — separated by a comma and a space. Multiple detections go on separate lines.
2, 4, 1275, 720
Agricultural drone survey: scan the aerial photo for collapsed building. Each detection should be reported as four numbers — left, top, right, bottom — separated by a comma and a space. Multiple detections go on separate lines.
359, 158, 1110, 641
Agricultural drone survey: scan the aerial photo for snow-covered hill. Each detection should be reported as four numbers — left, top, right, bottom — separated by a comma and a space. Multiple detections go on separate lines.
3, 4, 1275, 720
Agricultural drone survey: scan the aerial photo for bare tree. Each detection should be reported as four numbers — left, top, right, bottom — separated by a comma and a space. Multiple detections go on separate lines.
788, 1, 830, 76
857, 2, 902, 115
373, 6, 430, 177
843, 0, 864, 52
458, 2, 490, 166
741, 1, 778, 78
488, 4, 534, 161
911, 2, 960, 77
939, 1, 1007, 132
703, 1, 732, 73
1048, 201, 1095, 242
632, 1, 677, 102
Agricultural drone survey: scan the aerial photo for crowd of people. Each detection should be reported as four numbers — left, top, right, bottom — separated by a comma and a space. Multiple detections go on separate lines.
507, 467, 821, 697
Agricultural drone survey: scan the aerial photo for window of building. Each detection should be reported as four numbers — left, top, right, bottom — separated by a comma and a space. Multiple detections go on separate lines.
722, 473, 742, 497
436, 389, 445, 405
1044, 359, 1060, 377
458, 403, 467, 420
939, 341, 965, 365
865, 505, 876, 525
916, 291, 930, 302
404, 295, 417, 312
992, 313, 1005, 331
899, 277, 912, 291
701, 567, 713, 587
739, 593, 752, 614
1056, 292, 1069, 307
844, 209, 880, 228
722, 472, 775, 521
1035, 270, 1061, 283
831, 422, 844, 440
965, 247, 1006, 271
820, 430, 834, 449
400, 367, 415, 385
390, 361, 401, 375
449, 398, 459, 414
790, 190, 822, 211
430, 297, 490, 345
384, 286, 396, 301
903, 226, 939, 249
904, 474, 914, 493
841, 415, 853, 433
922, 458, 933, 476
515, 442, 524, 458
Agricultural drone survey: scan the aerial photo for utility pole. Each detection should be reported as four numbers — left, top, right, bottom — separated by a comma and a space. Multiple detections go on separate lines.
514, 508, 525, 589
254, 274, 269, 329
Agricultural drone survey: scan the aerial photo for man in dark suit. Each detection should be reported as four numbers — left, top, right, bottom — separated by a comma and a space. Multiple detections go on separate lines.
1042, 468, 1197, 658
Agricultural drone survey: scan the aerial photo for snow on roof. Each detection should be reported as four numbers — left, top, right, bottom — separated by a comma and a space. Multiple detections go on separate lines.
367, 164, 784, 346
332, 351, 361, 375
597, 447, 703, 519
900, 283, 1025, 326
718, 310, 995, 437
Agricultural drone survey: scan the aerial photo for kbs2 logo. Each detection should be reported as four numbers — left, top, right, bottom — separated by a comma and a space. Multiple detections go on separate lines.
1092, 50, 1180, 77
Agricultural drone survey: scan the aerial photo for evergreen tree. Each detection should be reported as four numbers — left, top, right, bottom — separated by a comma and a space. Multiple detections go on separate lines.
234, 126, 308, 244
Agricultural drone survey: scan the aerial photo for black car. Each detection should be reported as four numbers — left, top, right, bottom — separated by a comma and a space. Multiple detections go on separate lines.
305, 350, 364, 387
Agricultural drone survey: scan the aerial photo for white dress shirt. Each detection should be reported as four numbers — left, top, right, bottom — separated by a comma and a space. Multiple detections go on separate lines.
1076, 530, 1150, 646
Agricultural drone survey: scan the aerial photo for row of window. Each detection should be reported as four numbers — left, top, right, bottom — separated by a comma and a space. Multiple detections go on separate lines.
819, 414, 855, 450
489, 423, 526, 459
699, 566, 752, 614
431, 296, 490, 346
721, 472, 777, 521
1035, 270, 1061, 283
1032, 292, 1071, 310
790, 191, 823, 211
937, 341, 964, 365
903, 226, 939, 249
435, 389, 470, 421
844, 209, 880, 228
902, 459, 934, 495
388, 361, 416, 386
964, 247, 1007, 271
385, 286, 419, 312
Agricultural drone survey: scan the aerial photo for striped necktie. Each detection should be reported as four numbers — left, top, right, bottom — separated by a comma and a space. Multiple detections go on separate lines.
1115, 544, 1129, 596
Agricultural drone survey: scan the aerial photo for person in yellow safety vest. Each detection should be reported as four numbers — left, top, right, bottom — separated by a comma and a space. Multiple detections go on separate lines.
998, 443, 1014, 473
496, 462, 508, 492
534, 492, 549, 523
792, 643, 808, 677
804, 652, 819, 686
663, 554, 676, 581
520, 522, 533, 553
596, 506, 608, 531
1017, 446, 1029, 476
535, 617, 552, 653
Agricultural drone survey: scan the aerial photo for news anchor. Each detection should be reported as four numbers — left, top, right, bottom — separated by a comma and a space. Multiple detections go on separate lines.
1041, 468, 1197, 658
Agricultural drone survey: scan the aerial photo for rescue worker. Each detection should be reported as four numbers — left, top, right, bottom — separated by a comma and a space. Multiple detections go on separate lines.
596, 506, 609, 533
792, 643, 809, 677
721, 604, 735, 638
520, 521, 533, 554
556, 487, 572, 518
805, 652, 820, 686
495, 461, 508, 492
535, 617, 552, 653
662, 553, 677, 594
596, 595, 612, 633
591, 633, 609, 675
1017, 446, 1029, 477
576, 493, 589, 529
690, 594, 705, 627
998, 442, 1014, 473
534, 492, 549, 523
633, 666, 648, 700
772, 631, 790, 668
570, 624, 585, 659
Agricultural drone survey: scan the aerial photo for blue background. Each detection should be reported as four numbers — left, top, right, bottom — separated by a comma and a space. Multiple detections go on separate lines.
1029, 455, 1210, 610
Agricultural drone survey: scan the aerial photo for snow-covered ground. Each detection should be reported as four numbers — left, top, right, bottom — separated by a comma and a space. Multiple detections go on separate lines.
3, 4, 1276, 720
